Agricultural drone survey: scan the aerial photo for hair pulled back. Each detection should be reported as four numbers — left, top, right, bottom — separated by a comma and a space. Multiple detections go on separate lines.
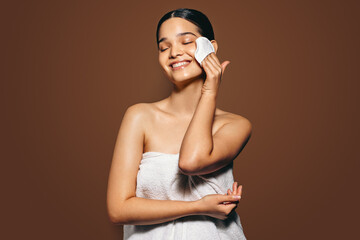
156, 8, 215, 45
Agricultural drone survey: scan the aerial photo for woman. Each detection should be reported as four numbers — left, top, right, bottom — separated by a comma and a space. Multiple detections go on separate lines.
107, 8, 252, 239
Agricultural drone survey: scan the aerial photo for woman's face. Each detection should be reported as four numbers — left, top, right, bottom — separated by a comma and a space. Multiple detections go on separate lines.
157, 17, 203, 84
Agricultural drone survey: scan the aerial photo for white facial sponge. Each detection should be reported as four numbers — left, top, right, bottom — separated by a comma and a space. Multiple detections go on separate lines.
194, 37, 215, 66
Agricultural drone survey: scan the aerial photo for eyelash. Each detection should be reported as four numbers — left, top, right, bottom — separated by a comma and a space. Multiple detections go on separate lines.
160, 41, 193, 52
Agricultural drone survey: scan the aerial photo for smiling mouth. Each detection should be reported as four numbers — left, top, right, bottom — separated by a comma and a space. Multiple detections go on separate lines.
171, 61, 191, 70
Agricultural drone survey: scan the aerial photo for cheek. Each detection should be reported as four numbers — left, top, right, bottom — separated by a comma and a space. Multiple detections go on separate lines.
158, 55, 168, 69
186, 44, 196, 58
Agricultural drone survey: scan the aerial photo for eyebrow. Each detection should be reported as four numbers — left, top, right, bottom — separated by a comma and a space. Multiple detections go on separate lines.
158, 32, 197, 44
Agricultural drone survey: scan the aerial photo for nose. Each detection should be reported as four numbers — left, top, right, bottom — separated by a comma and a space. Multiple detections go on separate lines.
169, 43, 184, 58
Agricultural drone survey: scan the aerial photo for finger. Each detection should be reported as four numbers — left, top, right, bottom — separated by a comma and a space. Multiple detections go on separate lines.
202, 60, 220, 83
208, 53, 221, 67
206, 54, 222, 73
225, 203, 237, 209
221, 61, 230, 74
233, 182, 238, 194
237, 185, 243, 196
203, 55, 220, 74
202, 58, 216, 76
219, 194, 241, 204
223, 193, 233, 205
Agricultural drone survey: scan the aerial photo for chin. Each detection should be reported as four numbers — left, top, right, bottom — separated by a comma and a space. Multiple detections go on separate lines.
170, 73, 203, 85
167, 67, 204, 84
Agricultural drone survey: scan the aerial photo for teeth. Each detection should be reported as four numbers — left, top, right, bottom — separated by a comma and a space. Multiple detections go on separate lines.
172, 61, 188, 68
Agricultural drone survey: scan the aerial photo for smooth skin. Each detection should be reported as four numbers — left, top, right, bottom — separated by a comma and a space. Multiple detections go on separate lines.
107, 17, 252, 225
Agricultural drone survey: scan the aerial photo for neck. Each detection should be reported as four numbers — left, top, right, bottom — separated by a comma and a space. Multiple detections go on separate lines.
166, 78, 205, 117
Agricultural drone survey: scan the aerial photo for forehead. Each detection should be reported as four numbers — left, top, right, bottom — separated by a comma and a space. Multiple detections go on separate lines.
158, 17, 200, 39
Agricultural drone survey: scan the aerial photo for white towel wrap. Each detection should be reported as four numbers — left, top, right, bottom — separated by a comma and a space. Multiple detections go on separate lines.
123, 152, 247, 240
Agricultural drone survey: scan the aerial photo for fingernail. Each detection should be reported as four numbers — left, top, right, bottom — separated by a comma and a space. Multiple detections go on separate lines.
233, 195, 241, 199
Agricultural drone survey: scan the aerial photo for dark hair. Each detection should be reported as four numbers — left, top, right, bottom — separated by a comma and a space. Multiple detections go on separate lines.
156, 8, 215, 45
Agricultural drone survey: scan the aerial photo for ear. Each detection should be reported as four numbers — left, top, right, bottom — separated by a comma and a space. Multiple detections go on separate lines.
210, 40, 218, 53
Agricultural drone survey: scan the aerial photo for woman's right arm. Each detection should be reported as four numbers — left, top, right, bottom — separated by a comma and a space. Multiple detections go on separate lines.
106, 104, 241, 225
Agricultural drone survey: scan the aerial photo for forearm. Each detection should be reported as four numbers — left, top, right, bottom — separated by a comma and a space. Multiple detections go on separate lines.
179, 93, 216, 168
112, 197, 200, 225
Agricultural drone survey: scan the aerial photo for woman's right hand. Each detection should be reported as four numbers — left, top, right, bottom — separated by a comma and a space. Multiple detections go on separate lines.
196, 183, 243, 220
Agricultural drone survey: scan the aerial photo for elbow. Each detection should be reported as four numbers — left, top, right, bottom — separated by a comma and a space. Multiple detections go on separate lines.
178, 159, 202, 176
108, 213, 120, 225
108, 209, 123, 225
107, 203, 130, 225
108, 211, 129, 225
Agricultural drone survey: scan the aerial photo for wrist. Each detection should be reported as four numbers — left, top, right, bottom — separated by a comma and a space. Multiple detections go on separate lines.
191, 199, 204, 215
200, 91, 217, 100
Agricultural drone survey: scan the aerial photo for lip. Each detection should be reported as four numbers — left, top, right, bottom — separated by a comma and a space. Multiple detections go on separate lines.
169, 60, 191, 70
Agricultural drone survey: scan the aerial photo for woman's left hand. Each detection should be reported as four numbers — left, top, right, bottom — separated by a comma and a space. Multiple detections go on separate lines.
201, 53, 230, 97
227, 182, 242, 197
223, 182, 242, 205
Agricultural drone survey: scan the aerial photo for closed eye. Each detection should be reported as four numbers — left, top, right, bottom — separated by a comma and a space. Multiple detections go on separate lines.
160, 48, 168, 52
183, 41, 193, 45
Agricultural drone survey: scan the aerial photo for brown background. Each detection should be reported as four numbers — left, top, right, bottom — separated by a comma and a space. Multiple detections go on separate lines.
2, 0, 359, 239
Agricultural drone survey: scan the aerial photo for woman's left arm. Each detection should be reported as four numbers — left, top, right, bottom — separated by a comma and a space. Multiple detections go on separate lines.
178, 53, 252, 175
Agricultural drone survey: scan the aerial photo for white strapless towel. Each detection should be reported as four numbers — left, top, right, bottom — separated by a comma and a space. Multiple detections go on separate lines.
123, 152, 247, 240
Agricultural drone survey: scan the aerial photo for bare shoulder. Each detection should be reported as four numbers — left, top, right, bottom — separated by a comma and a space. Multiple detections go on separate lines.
122, 102, 161, 130
125, 102, 149, 114
123, 102, 155, 119
215, 109, 253, 133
